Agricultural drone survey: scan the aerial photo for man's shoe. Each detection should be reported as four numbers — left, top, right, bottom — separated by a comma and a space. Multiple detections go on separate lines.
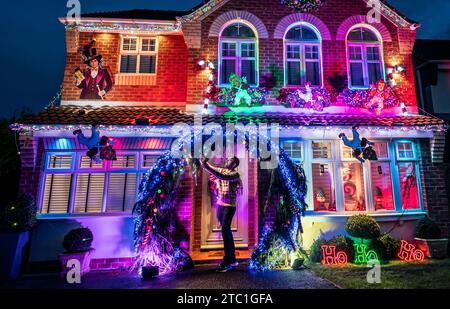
338, 133, 345, 139
216, 265, 233, 273
230, 261, 239, 268
73, 129, 82, 135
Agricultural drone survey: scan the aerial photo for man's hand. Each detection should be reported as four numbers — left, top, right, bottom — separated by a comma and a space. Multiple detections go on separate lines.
200, 157, 209, 165
98, 90, 106, 97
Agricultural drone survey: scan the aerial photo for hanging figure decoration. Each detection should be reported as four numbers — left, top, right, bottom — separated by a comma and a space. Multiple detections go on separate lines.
73, 125, 117, 163
339, 126, 378, 163
75, 39, 113, 100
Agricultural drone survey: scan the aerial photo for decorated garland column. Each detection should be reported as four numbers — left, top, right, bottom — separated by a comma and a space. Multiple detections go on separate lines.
132, 151, 194, 275
250, 149, 308, 271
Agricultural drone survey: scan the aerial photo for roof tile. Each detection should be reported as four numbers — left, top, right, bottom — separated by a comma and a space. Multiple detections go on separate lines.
16, 106, 446, 128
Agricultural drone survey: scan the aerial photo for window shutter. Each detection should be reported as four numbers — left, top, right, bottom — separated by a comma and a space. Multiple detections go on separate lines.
47, 155, 73, 169
112, 155, 136, 168
120, 55, 138, 73
73, 173, 105, 213
106, 173, 137, 212
41, 174, 72, 213
139, 55, 156, 74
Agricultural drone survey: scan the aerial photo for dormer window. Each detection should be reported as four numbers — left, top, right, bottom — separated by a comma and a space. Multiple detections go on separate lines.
284, 24, 322, 87
219, 23, 258, 86
119, 37, 157, 74
346, 27, 384, 88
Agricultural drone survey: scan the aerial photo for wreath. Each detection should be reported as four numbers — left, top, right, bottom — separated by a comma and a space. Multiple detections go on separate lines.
280, 0, 325, 12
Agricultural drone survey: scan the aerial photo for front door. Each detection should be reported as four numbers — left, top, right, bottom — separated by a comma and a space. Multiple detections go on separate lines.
200, 156, 249, 249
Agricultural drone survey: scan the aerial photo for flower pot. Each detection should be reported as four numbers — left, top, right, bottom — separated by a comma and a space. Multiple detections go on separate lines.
0, 231, 30, 280
414, 238, 449, 259
58, 248, 95, 278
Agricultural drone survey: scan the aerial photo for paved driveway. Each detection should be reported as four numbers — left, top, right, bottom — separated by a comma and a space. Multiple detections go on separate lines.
1, 263, 337, 289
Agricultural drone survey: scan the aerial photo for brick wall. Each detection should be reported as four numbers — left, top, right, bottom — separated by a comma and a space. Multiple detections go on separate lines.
418, 139, 450, 237
18, 134, 44, 202
183, 0, 418, 106
174, 167, 193, 249
61, 32, 188, 103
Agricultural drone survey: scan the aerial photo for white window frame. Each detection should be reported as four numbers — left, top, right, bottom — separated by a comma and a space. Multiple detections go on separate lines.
346, 26, 385, 89
45, 152, 75, 170
280, 139, 304, 162
283, 24, 323, 87
307, 140, 337, 213
119, 36, 158, 75
218, 22, 259, 87
366, 141, 397, 213
301, 139, 424, 216
38, 151, 163, 218
393, 140, 423, 211
395, 141, 417, 161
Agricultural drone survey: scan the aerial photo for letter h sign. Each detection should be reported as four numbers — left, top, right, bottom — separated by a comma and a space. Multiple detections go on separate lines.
321, 245, 348, 265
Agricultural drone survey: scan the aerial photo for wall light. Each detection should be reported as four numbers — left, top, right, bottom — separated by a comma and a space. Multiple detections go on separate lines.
395, 64, 406, 73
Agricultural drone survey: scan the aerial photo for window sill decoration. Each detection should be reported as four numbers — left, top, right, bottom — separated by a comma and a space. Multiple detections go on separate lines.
280, 0, 325, 12
342, 80, 404, 115
215, 74, 269, 107
278, 85, 332, 111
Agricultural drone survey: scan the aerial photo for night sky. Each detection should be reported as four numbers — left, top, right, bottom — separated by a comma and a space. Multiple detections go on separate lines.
0, 0, 449, 118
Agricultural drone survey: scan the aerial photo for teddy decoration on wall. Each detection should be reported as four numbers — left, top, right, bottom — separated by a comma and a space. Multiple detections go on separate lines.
339, 126, 378, 163
75, 39, 114, 100
366, 80, 391, 116
73, 125, 117, 163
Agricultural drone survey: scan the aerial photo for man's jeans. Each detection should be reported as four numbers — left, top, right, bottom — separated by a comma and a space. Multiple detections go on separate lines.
217, 206, 237, 265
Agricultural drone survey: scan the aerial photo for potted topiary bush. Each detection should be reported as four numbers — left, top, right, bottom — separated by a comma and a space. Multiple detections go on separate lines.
58, 227, 95, 277
371, 233, 401, 262
345, 214, 381, 240
310, 235, 355, 263
0, 193, 37, 280
414, 217, 448, 259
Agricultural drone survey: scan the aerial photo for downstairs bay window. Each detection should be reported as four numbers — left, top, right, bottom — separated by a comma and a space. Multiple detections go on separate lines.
285, 139, 423, 215
39, 152, 161, 215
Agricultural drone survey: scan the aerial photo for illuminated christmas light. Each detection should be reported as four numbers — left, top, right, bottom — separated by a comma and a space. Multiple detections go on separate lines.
354, 243, 379, 264
321, 245, 348, 265
397, 240, 425, 262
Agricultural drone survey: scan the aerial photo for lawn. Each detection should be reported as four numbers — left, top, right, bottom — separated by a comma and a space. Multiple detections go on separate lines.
309, 259, 450, 289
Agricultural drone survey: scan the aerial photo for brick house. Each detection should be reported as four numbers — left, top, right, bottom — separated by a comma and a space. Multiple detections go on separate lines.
12, 0, 449, 271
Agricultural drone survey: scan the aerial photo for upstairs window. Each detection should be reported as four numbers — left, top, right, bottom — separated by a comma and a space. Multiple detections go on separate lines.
219, 23, 258, 86
120, 37, 157, 74
347, 27, 384, 88
285, 25, 322, 86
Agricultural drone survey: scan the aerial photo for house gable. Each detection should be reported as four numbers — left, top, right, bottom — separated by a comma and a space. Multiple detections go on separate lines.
181, 0, 417, 29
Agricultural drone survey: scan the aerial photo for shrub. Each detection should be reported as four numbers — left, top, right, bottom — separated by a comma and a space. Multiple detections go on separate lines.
62, 227, 94, 253
310, 235, 355, 263
345, 214, 380, 239
0, 193, 37, 232
415, 217, 442, 239
371, 233, 401, 261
